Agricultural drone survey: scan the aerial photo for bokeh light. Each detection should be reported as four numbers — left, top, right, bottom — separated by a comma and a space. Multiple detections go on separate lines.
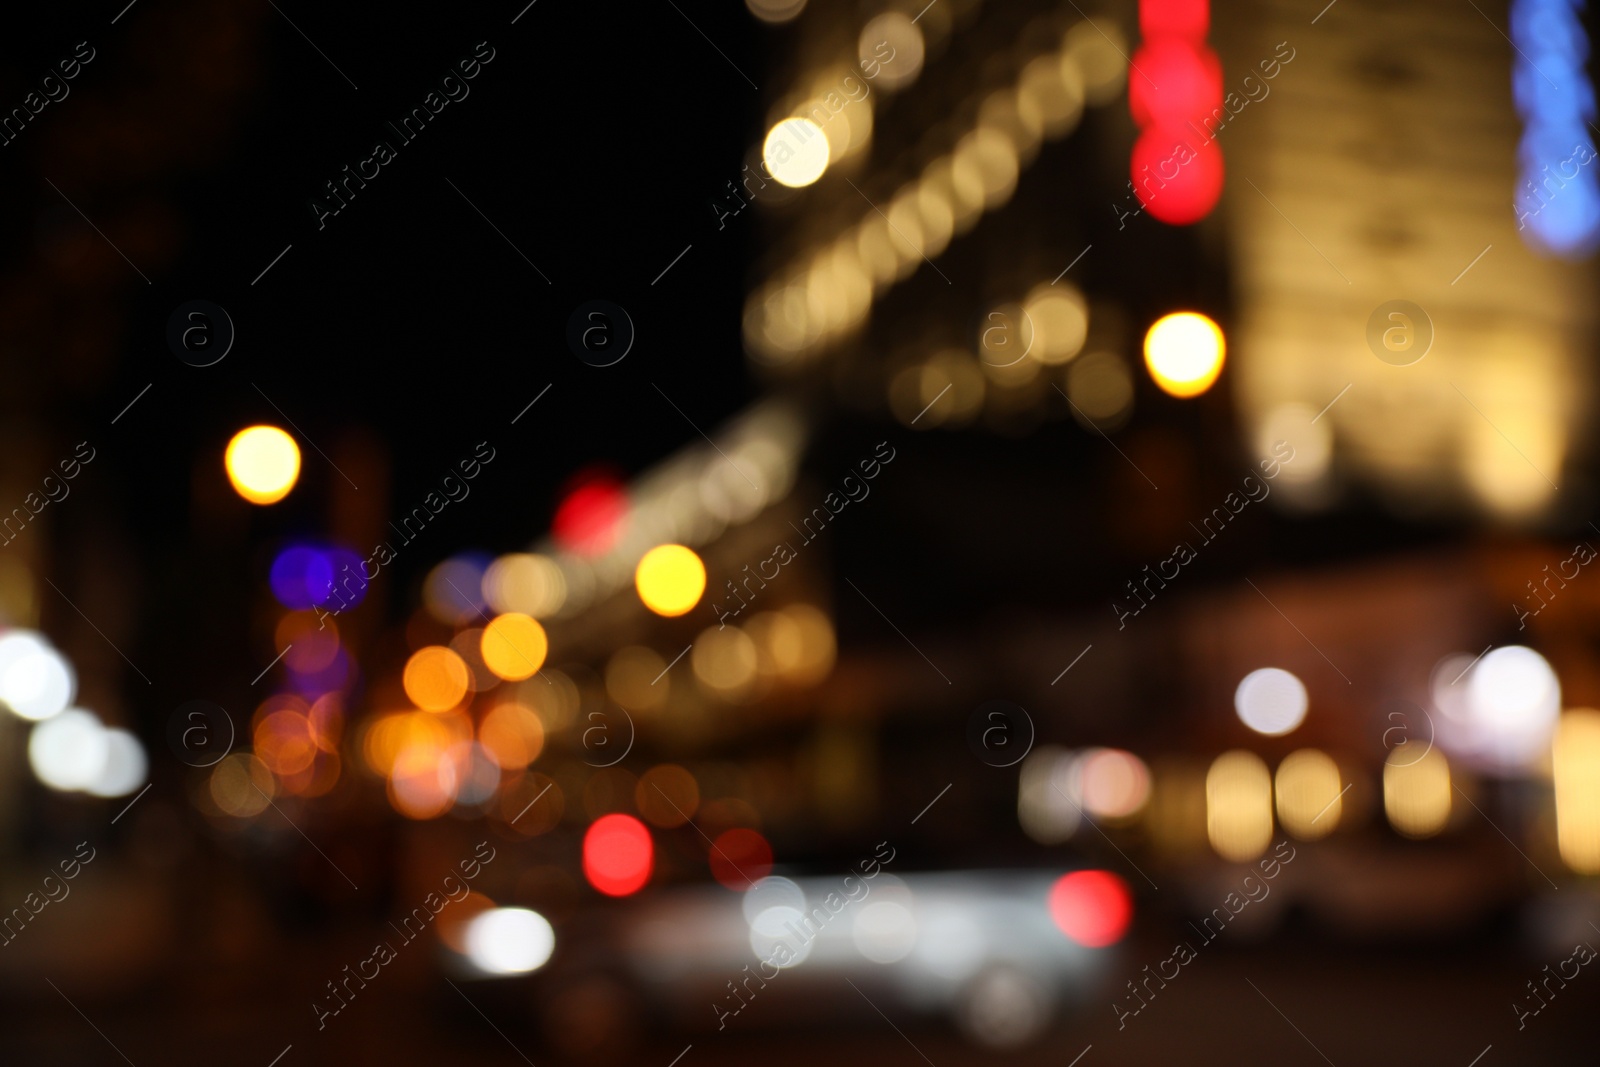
636, 764, 699, 827
224, 425, 300, 505
463, 908, 556, 974
553, 471, 628, 556
481, 613, 548, 681
1206, 750, 1274, 861
1048, 870, 1132, 947
85, 728, 148, 798
853, 894, 918, 964
479, 701, 545, 770
28, 709, 107, 791
1384, 746, 1450, 838
403, 646, 471, 711
1234, 667, 1308, 736
583, 814, 654, 897
1274, 748, 1342, 839
635, 544, 706, 616
1464, 645, 1560, 766
859, 13, 925, 92
763, 119, 830, 188
606, 646, 669, 711
1078, 748, 1151, 820
483, 552, 568, 618
1144, 311, 1225, 398
709, 828, 773, 890
692, 626, 759, 699
0, 632, 74, 722
209, 753, 274, 817
1553, 709, 1600, 873
423, 554, 490, 625
746, 0, 806, 24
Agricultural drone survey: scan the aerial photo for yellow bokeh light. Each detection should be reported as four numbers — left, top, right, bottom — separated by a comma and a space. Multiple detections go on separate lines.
1553, 710, 1600, 873
403, 646, 471, 711
479, 701, 545, 770
637, 764, 700, 828
209, 753, 274, 817
1383, 746, 1450, 838
1206, 750, 1274, 861
692, 625, 759, 699
764, 118, 830, 188
635, 544, 706, 617
606, 646, 668, 711
1274, 749, 1342, 840
224, 425, 301, 504
1144, 312, 1226, 398
480, 613, 548, 682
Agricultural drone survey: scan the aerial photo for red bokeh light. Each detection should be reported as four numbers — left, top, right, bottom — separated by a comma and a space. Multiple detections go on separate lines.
1049, 870, 1133, 947
1127, 39, 1222, 130
1139, 0, 1209, 39
552, 469, 627, 556
708, 828, 774, 890
1130, 127, 1224, 225
583, 814, 654, 897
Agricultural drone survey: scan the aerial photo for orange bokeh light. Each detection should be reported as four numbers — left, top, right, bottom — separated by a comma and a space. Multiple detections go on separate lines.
404, 646, 471, 711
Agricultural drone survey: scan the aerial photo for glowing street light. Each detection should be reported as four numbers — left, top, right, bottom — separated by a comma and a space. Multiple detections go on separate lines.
1144, 311, 1225, 397
225, 425, 301, 504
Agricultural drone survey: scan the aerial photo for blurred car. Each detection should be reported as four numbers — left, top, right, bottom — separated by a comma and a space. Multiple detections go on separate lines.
451, 866, 1132, 1057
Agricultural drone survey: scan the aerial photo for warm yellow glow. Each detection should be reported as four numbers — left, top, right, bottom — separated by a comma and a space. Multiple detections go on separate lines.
1554, 709, 1600, 873
606, 646, 668, 710
362, 708, 470, 777
1206, 750, 1274, 861
209, 753, 274, 817
1024, 284, 1088, 365
637, 764, 699, 828
634, 544, 706, 617
1144, 312, 1226, 398
403, 646, 471, 711
1274, 749, 1342, 840
763, 119, 830, 187
479, 701, 545, 770
1384, 746, 1451, 838
224, 425, 300, 504
483, 553, 567, 618
480, 613, 548, 681
692, 626, 759, 697
778, 603, 835, 685
859, 13, 925, 91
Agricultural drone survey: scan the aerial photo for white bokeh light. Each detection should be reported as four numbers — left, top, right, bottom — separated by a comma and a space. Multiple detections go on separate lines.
852, 899, 917, 963
28, 709, 108, 791
1465, 645, 1559, 765
0, 632, 75, 721
742, 876, 805, 924
1235, 668, 1309, 736
463, 908, 555, 975
749, 905, 814, 968
86, 729, 148, 798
